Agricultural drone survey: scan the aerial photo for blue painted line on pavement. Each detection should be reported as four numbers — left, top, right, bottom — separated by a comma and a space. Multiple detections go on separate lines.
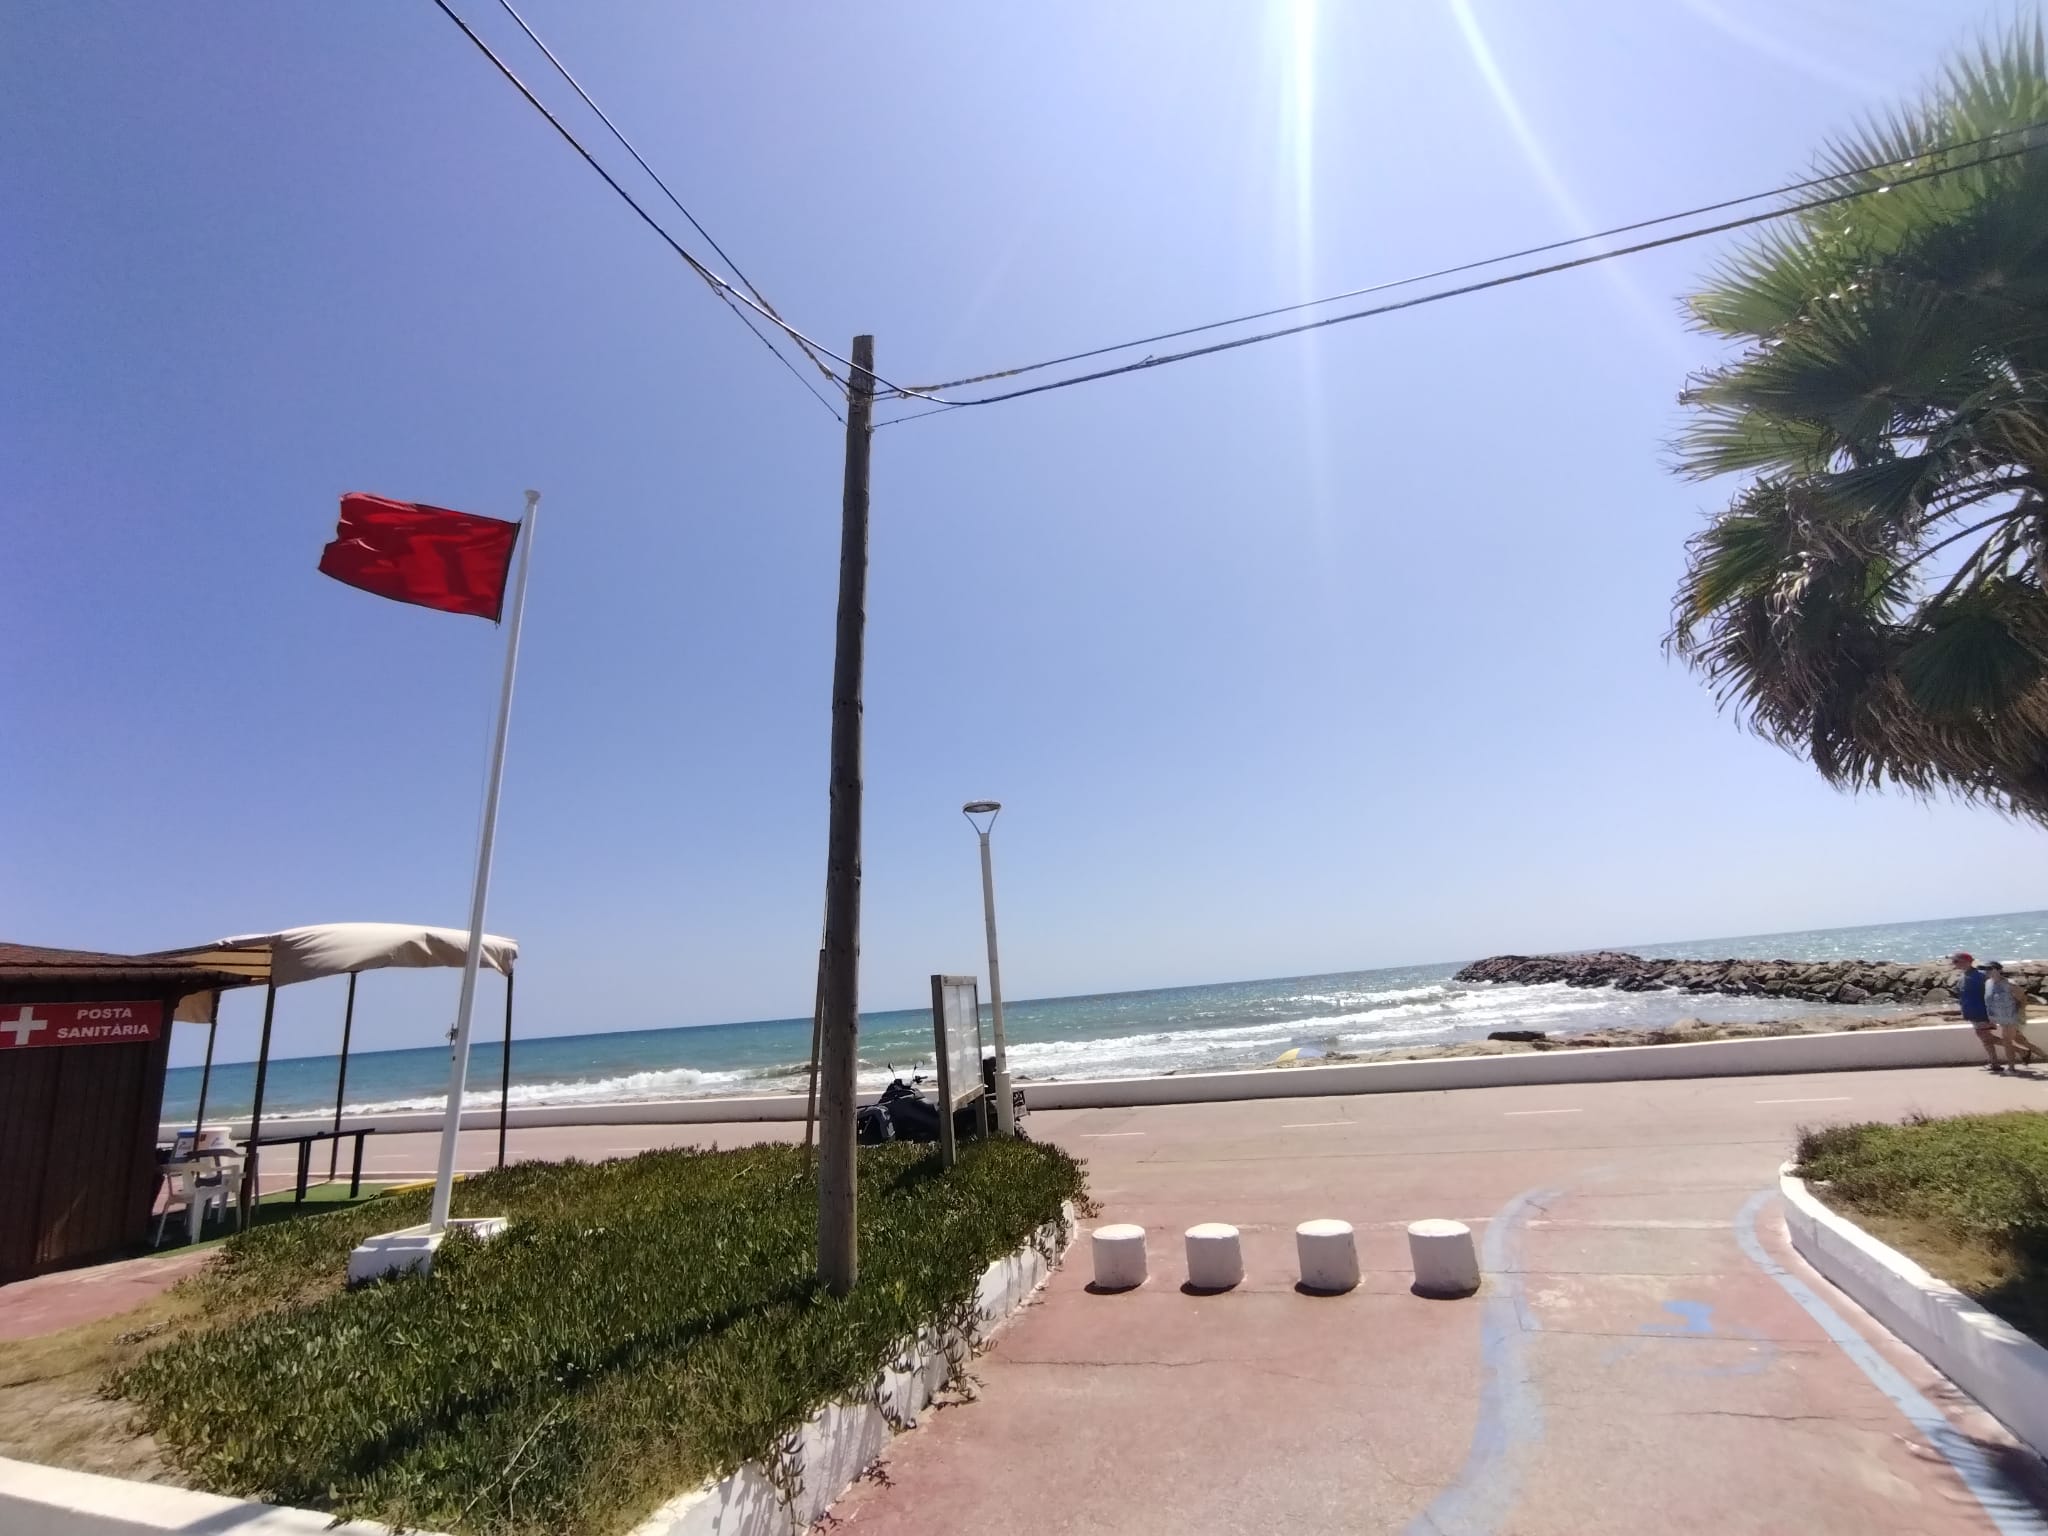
1400, 1184, 1559, 1536
1638, 1299, 1774, 1376
1644, 1298, 1716, 1335
1734, 1188, 2048, 1536
1597, 1297, 1776, 1377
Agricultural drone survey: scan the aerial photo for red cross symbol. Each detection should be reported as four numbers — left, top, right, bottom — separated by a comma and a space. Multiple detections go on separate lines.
1, 1006, 49, 1046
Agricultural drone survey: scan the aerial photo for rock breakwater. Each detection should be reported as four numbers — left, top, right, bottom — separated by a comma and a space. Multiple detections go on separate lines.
1454, 952, 2048, 1007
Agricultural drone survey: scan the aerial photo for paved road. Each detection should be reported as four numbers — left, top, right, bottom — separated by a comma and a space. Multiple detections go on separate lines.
822, 1065, 2048, 1535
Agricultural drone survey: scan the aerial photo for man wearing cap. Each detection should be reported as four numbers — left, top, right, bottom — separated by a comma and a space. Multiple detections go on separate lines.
1984, 962, 2043, 1069
1952, 952, 2005, 1071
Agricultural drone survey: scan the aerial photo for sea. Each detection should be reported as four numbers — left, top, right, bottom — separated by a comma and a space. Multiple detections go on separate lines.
160, 909, 2048, 1125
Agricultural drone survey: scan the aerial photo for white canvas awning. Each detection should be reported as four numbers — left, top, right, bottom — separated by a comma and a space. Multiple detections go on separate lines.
154, 922, 526, 1182
162, 922, 519, 989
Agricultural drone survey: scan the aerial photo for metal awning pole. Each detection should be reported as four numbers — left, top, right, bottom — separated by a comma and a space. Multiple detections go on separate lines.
329, 971, 357, 1181
240, 980, 278, 1223
192, 1018, 219, 1133
497, 968, 515, 1169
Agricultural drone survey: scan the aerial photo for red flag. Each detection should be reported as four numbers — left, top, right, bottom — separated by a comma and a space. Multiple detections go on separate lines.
318, 493, 521, 621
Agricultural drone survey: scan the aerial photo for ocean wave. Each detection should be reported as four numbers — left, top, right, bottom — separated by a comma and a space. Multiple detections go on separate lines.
1278, 983, 1452, 1009
341, 1064, 756, 1116
979, 983, 1652, 1081
1149, 982, 1455, 1025
1004, 1018, 1302, 1064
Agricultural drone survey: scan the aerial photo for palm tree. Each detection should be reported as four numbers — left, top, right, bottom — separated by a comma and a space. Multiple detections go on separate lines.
1669, 26, 2048, 824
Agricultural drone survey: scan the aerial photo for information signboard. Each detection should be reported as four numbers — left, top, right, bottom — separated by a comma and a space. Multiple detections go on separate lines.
929, 974, 986, 1169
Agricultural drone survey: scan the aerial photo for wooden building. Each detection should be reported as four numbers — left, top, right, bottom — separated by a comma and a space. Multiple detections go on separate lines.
0, 944, 255, 1283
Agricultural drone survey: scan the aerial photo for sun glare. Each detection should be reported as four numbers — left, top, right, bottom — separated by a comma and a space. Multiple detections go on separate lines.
1275, 0, 1336, 555
1445, 0, 1685, 360
1680, 0, 1881, 96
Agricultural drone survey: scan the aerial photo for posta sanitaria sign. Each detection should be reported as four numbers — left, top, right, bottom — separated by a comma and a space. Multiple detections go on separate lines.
0, 1000, 164, 1050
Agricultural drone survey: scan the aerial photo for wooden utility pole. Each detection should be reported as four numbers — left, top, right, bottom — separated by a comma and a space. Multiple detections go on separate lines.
818, 334, 876, 1295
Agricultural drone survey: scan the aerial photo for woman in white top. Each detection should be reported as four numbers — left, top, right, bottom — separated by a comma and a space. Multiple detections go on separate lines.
1983, 963, 2042, 1067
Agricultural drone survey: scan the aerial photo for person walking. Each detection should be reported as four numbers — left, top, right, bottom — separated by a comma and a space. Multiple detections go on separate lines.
1952, 952, 2005, 1071
2016, 974, 2044, 1068
1984, 963, 2043, 1069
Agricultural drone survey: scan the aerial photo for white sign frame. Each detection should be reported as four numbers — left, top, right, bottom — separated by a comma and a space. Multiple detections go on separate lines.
929, 974, 987, 1169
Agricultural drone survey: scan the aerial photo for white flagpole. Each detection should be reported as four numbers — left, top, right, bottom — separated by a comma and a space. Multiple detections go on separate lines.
429, 489, 539, 1235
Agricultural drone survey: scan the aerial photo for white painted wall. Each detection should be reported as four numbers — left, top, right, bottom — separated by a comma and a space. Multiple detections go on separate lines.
1780, 1167, 2048, 1460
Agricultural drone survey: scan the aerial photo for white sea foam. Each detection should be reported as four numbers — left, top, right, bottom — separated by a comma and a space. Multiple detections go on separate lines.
341, 1064, 755, 1116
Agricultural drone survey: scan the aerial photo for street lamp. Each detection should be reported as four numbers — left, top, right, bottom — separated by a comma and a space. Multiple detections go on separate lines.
962, 800, 1015, 1135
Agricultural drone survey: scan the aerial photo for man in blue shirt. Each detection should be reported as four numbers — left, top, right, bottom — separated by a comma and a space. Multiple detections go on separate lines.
1952, 951, 2004, 1071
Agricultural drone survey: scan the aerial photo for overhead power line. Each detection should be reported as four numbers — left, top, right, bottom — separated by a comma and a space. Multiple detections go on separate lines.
425, 0, 918, 407
877, 126, 2048, 422
897, 119, 2048, 401
488, 0, 845, 414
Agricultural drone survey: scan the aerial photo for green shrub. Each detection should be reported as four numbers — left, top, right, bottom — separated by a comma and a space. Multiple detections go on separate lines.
1794, 1110, 2048, 1342
1795, 1112, 2048, 1242
118, 1139, 1086, 1536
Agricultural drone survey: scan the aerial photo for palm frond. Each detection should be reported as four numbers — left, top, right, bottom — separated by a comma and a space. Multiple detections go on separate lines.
1674, 401, 1838, 479
1898, 580, 2048, 717
1670, 24, 2048, 826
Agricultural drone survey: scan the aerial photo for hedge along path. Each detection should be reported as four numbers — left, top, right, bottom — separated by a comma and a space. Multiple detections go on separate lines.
117, 1140, 1090, 1536
1795, 1109, 2048, 1345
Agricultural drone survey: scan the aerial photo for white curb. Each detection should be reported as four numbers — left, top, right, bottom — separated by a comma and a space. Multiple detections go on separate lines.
0, 1206, 1077, 1536
0, 1457, 398, 1536
1778, 1164, 2048, 1460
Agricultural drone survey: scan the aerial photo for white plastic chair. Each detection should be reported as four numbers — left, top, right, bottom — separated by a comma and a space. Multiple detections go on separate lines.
156, 1145, 240, 1245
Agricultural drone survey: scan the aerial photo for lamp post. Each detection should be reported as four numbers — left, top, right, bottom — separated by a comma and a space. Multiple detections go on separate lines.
963, 800, 1014, 1135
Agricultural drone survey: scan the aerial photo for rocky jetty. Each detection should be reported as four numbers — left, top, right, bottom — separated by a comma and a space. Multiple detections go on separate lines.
1454, 952, 2048, 1007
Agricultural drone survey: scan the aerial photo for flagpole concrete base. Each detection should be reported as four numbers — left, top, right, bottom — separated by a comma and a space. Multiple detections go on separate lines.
347, 1217, 508, 1286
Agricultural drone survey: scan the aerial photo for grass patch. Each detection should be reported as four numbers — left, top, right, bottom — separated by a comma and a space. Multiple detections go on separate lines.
1795, 1110, 2048, 1346
116, 1139, 1087, 1536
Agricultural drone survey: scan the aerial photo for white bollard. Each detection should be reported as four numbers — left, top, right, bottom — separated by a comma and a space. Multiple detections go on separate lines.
1184, 1222, 1244, 1291
1091, 1224, 1148, 1291
1407, 1218, 1481, 1297
1295, 1218, 1359, 1293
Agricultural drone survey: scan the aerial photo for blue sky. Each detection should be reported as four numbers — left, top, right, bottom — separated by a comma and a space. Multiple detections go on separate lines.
6, 1, 2043, 1069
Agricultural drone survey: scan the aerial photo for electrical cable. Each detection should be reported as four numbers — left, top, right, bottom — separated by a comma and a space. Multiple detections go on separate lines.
425, 0, 919, 403
897, 118, 2048, 400
489, 0, 844, 405
429, 0, 2046, 432
879, 133, 2048, 418
873, 400, 967, 428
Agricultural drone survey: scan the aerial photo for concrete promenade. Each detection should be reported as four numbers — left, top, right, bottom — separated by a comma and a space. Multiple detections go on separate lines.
827, 1065, 2048, 1534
